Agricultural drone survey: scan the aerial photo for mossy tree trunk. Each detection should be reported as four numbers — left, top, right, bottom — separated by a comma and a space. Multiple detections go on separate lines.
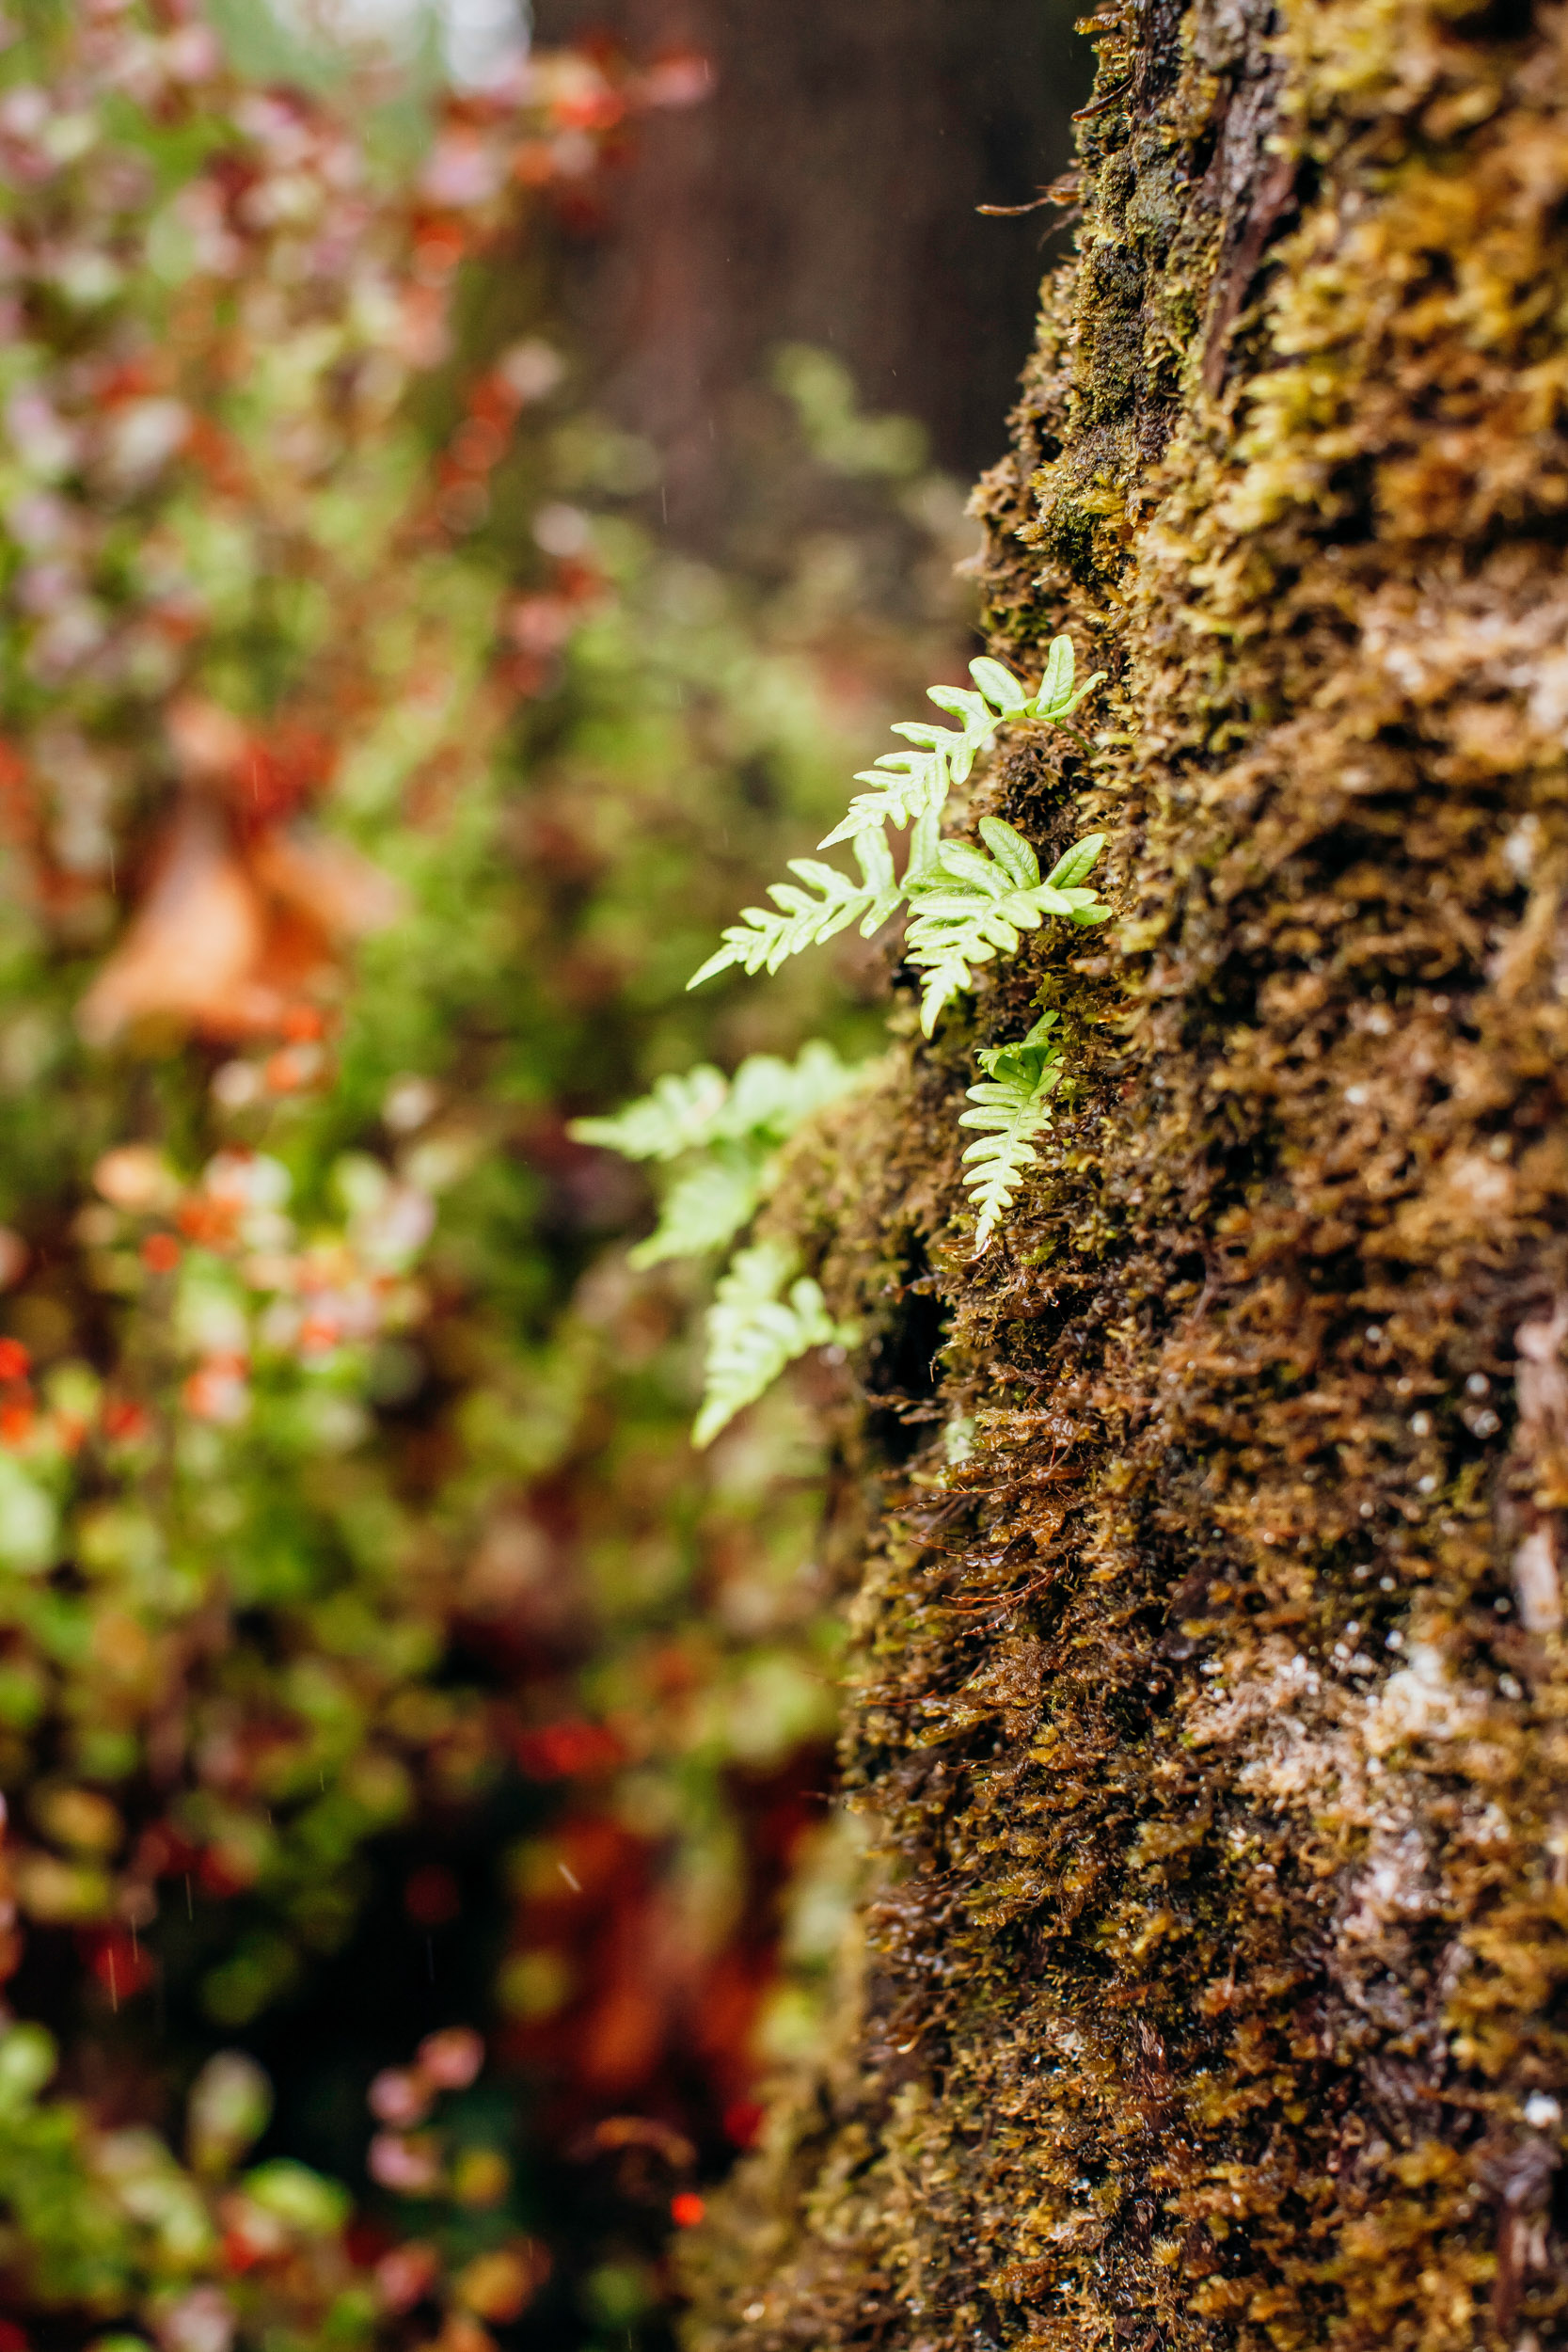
684, 0, 1568, 2346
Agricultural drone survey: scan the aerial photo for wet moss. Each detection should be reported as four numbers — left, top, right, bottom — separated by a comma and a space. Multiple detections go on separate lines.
683, 1, 1568, 2346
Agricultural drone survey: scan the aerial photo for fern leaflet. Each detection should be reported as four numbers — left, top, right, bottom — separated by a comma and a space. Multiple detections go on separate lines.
958, 1013, 1065, 1254
569, 1042, 867, 1264
570, 1065, 731, 1162
687, 829, 900, 990
817, 638, 1106, 850
628, 1152, 763, 1268
693, 1241, 853, 1449
573, 1041, 858, 1163
715, 1041, 863, 1142
1023, 633, 1107, 750
904, 818, 1111, 1036
689, 637, 1106, 996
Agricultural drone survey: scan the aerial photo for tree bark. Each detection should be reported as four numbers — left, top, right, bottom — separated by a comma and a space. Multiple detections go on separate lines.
685, 1, 1568, 2346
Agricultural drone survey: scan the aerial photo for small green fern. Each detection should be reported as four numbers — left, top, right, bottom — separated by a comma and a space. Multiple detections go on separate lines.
571, 1042, 856, 1165
630, 1155, 763, 1266
688, 830, 901, 990
569, 1064, 731, 1163
819, 637, 1104, 849
958, 1012, 1065, 1254
570, 1041, 863, 1266
573, 1046, 863, 1441
689, 638, 1107, 1015
692, 1240, 853, 1449
594, 635, 1117, 1436
905, 819, 1110, 1036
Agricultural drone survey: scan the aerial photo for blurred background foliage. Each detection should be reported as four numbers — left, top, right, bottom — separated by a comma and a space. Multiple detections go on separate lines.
0, 2, 1082, 2348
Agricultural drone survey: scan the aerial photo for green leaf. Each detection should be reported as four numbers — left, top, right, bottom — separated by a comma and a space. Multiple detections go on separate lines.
1024, 634, 1106, 743
693, 1242, 852, 1449
628, 1152, 763, 1267
818, 747, 953, 846
716, 1040, 864, 1139
1044, 833, 1107, 892
969, 655, 1030, 713
578, 1044, 871, 1268
851, 826, 901, 932
1059, 670, 1108, 718
689, 830, 902, 985
1030, 634, 1074, 716
932, 840, 1003, 891
975, 1009, 1060, 1081
705, 638, 1106, 1000
569, 1066, 728, 1161
904, 829, 1110, 1034
977, 816, 1039, 889
816, 635, 1104, 858
187, 2052, 272, 2174
927, 684, 991, 725
0, 1455, 59, 1575
0, 2022, 56, 2113
243, 2159, 351, 2237
958, 1019, 1065, 1253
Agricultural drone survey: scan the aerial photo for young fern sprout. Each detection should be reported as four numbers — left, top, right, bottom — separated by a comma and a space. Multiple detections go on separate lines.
689, 635, 1109, 1020
958, 1012, 1066, 1254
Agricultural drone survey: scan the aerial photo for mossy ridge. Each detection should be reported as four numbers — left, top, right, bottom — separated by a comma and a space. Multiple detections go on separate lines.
684, 2, 1568, 2349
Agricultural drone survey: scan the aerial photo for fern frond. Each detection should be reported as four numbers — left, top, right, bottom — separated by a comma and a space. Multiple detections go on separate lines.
569, 1065, 731, 1161
818, 714, 986, 850
628, 1151, 762, 1268
713, 1039, 864, 1142
819, 749, 942, 849
693, 1241, 852, 1448
574, 1041, 863, 1165
958, 1013, 1066, 1254
688, 828, 900, 989
816, 675, 1004, 851
904, 819, 1111, 1035
572, 1042, 870, 1264
693, 637, 1106, 1000
817, 636, 1105, 850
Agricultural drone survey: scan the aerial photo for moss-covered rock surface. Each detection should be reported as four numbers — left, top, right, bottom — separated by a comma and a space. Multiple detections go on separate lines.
683, 0, 1568, 2344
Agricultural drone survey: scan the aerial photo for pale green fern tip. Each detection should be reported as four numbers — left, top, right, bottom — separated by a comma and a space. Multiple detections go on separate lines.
569, 1041, 866, 1265
693, 1240, 855, 1449
958, 1011, 1065, 1256
689, 637, 1109, 1020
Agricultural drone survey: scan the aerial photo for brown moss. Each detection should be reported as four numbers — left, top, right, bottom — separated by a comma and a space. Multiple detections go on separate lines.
683, 1, 1568, 2346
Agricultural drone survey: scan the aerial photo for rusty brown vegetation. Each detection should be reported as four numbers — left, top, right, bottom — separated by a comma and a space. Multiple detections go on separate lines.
681, 0, 1568, 2344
